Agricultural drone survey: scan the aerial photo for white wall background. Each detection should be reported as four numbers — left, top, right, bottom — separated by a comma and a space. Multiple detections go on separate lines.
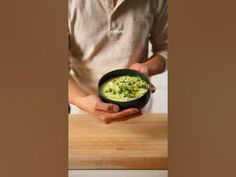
150, 71, 168, 113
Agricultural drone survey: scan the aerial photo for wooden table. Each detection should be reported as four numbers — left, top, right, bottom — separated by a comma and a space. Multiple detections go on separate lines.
69, 113, 168, 170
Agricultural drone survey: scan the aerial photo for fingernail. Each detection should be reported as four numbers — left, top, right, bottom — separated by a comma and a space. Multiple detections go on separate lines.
133, 109, 139, 113
113, 106, 120, 112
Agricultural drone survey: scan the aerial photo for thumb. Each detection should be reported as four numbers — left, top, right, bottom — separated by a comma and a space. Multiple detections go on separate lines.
150, 83, 156, 93
95, 101, 120, 113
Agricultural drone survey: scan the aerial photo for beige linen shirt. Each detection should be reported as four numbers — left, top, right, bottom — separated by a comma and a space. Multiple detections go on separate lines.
69, 0, 168, 94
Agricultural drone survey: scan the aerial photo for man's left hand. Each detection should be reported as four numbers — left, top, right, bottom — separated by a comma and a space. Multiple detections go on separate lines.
129, 63, 156, 93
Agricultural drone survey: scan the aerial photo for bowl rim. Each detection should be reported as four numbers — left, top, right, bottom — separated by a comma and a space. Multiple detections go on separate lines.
98, 69, 151, 103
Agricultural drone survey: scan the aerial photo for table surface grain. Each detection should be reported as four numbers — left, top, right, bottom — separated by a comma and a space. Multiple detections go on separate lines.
69, 113, 168, 170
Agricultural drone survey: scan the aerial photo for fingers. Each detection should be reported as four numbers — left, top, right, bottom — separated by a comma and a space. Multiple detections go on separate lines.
95, 101, 120, 113
110, 108, 139, 119
98, 108, 140, 124
151, 83, 156, 93
129, 63, 148, 76
109, 112, 143, 123
129, 63, 155, 92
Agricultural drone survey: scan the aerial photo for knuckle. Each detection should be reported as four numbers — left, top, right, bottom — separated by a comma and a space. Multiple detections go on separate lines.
107, 105, 113, 112
101, 115, 112, 124
103, 105, 109, 111
99, 115, 106, 120
104, 120, 111, 124
99, 115, 109, 121
104, 118, 110, 124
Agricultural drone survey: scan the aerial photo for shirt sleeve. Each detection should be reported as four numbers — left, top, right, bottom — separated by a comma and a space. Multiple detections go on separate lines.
150, 0, 168, 71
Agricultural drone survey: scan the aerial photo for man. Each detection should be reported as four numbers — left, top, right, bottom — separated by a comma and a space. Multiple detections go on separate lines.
68, 0, 168, 123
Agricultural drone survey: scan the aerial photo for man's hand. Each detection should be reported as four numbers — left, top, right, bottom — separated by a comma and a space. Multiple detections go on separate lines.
129, 63, 156, 93
129, 63, 149, 76
74, 95, 142, 124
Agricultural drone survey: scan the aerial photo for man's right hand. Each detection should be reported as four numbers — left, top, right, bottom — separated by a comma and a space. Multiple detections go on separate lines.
74, 95, 142, 124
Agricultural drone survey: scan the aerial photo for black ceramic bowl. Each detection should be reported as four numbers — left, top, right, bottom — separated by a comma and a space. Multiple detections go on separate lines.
98, 69, 151, 110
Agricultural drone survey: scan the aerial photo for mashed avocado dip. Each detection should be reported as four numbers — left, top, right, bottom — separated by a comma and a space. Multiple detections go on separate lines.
100, 75, 149, 102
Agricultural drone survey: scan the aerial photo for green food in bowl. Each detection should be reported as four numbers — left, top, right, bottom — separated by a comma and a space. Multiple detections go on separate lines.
100, 75, 149, 102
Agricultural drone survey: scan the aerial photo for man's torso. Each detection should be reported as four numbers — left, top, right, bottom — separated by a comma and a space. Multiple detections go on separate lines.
69, 0, 158, 94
